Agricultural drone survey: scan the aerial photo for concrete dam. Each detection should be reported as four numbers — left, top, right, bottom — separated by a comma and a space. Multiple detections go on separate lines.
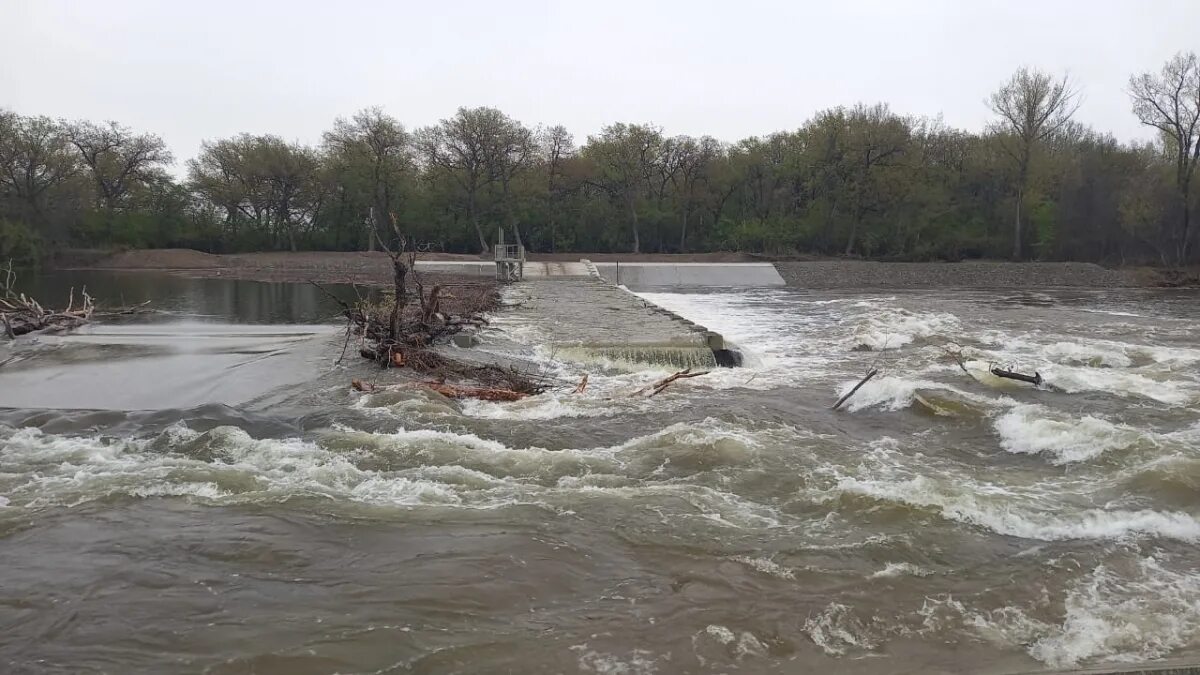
420, 260, 776, 369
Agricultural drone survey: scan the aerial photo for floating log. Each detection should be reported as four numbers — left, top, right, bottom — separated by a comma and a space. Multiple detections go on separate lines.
832, 368, 879, 411
423, 382, 528, 401
991, 367, 1042, 386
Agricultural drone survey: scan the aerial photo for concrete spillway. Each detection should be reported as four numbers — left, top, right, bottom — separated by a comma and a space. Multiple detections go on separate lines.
414, 261, 591, 277
435, 259, 788, 368
591, 261, 785, 287
415, 260, 785, 287
501, 277, 734, 370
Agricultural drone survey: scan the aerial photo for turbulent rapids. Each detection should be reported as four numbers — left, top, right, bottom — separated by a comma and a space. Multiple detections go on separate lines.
2, 277, 1200, 674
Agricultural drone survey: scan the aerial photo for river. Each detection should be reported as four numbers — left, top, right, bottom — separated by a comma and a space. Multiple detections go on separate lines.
1, 272, 1199, 674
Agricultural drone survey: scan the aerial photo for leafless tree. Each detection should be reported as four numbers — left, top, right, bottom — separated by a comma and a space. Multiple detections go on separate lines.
415, 108, 499, 254
0, 113, 80, 226
67, 120, 173, 212
584, 123, 664, 253
323, 107, 411, 252
988, 68, 1080, 259
484, 113, 536, 250
1129, 52, 1200, 265
538, 125, 575, 253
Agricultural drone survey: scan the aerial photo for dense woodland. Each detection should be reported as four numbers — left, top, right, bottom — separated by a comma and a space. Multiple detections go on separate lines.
2, 54, 1199, 267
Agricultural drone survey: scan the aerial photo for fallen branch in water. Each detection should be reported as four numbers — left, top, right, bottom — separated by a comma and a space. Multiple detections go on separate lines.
630, 368, 710, 398
92, 300, 155, 317
573, 373, 589, 394
422, 381, 529, 401
991, 367, 1042, 386
832, 368, 879, 411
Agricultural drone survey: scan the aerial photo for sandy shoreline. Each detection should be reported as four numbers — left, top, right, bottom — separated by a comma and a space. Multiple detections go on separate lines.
60, 248, 1191, 288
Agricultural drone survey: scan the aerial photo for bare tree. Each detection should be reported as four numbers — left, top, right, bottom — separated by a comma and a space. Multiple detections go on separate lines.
484, 113, 535, 250
0, 113, 80, 228
841, 104, 910, 256
670, 136, 721, 252
583, 123, 664, 253
988, 68, 1079, 259
416, 108, 500, 254
1129, 52, 1200, 265
538, 125, 575, 253
324, 107, 411, 252
67, 120, 173, 212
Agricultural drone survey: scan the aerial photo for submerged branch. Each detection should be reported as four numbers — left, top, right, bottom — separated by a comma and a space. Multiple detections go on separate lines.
832, 368, 879, 411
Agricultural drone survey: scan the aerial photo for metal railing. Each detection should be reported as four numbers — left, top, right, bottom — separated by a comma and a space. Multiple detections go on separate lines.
494, 243, 523, 261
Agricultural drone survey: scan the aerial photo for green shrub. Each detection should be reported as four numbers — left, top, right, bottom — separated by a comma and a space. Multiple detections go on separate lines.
0, 220, 43, 266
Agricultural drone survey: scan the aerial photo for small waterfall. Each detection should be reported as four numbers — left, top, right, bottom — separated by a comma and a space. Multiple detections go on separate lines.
560, 345, 718, 370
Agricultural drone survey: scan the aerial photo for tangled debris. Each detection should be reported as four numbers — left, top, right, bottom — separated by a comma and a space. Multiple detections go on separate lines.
1, 261, 93, 338
333, 219, 551, 400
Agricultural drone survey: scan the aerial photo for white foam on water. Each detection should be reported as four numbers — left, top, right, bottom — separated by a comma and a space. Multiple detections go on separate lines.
704, 625, 736, 644
692, 625, 769, 666
1041, 341, 1134, 368
1078, 308, 1146, 318
574, 647, 659, 675
969, 334, 1200, 403
730, 555, 796, 580
0, 416, 803, 535
1040, 364, 1194, 405
636, 289, 850, 386
965, 557, 1200, 668
834, 374, 1003, 414
803, 602, 879, 656
850, 308, 961, 351
816, 456, 1200, 540
1027, 557, 1200, 667
994, 404, 1151, 464
869, 562, 933, 579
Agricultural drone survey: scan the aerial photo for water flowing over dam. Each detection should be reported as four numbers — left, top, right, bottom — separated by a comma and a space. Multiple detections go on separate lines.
1, 269, 1200, 675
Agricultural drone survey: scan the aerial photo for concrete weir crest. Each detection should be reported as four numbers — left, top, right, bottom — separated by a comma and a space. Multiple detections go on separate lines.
497, 260, 744, 370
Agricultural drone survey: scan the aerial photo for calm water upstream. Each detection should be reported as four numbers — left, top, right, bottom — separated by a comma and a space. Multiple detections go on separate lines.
2, 272, 1199, 674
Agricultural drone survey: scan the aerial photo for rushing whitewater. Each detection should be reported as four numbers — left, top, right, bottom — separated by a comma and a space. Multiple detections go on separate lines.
2, 279, 1199, 674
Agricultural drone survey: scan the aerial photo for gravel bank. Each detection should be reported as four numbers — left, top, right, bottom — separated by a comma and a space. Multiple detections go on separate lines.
774, 261, 1137, 288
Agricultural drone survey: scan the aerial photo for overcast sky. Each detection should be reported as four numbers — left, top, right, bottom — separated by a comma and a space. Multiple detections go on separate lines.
3, 0, 1196, 167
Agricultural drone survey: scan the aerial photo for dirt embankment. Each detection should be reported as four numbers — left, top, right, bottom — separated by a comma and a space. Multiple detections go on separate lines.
76, 249, 766, 284
72, 249, 1190, 288
83, 250, 425, 285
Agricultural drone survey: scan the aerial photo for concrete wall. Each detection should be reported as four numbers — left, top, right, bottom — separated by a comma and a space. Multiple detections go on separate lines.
592, 262, 785, 287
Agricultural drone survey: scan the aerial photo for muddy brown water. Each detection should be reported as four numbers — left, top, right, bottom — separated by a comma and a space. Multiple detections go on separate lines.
2, 272, 1199, 674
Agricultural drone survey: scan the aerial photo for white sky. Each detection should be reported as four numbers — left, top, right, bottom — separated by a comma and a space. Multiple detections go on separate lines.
2, 0, 1196, 168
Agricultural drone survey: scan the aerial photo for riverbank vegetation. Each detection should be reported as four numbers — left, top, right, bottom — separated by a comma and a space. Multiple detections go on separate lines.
2, 54, 1198, 266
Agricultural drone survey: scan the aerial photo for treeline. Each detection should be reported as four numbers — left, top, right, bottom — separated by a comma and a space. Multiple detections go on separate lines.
2, 53, 1198, 266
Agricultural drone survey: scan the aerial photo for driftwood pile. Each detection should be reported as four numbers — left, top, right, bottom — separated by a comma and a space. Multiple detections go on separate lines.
330, 221, 552, 400
1, 262, 93, 338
